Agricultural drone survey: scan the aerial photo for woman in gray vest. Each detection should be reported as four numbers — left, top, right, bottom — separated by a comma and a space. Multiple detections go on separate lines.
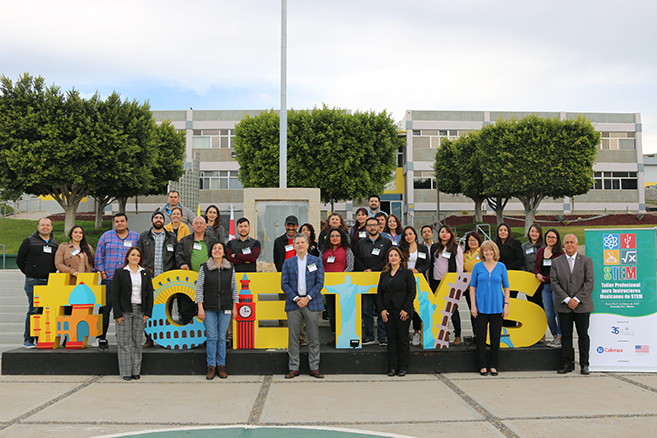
195, 241, 238, 380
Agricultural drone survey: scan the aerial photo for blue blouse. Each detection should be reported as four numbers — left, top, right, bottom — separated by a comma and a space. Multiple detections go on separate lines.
470, 261, 509, 314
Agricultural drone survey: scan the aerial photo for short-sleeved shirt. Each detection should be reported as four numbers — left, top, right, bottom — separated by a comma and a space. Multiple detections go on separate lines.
190, 239, 209, 272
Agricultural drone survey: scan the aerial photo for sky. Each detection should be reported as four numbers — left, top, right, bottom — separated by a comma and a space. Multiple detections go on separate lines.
2, 0, 656, 152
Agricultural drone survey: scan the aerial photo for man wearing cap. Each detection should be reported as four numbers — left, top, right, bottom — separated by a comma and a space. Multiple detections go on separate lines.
137, 211, 178, 277
273, 215, 300, 272
94, 213, 141, 347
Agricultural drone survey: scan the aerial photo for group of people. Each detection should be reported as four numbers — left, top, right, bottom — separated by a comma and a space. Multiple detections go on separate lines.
16, 192, 594, 380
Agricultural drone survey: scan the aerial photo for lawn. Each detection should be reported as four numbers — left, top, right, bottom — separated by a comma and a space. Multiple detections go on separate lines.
0, 218, 113, 254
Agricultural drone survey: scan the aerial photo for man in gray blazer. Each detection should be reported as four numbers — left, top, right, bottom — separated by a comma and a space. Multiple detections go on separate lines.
551, 234, 594, 375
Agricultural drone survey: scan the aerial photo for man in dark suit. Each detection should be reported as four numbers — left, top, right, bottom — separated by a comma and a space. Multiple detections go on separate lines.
551, 234, 594, 375
281, 233, 325, 379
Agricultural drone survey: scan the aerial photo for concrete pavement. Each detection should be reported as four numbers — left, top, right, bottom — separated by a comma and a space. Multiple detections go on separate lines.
1, 369, 657, 438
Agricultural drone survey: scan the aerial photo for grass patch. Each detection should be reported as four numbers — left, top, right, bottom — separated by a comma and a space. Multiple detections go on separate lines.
0, 218, 112, 254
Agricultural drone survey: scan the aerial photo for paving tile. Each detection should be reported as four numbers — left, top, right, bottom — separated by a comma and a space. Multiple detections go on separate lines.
0, 375, 90, 383
505, 416, 657, 438
28, 382, 262, 424
0, 424, 183, 438
98, 375, 264, 384
270, 373, 434, 382
347, 422, 506, 438
615, 374, 657, 390
453, 375, 657, 418
260, 380, 482, 424
0, 381, 82, 422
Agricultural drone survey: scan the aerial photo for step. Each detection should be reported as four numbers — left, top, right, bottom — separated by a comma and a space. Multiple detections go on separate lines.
1, 312, 25, 323
0, 296, 25, 306
0, 332, 23, 344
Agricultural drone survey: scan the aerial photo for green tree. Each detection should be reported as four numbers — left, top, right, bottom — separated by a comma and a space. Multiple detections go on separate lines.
478, 115, 599, 232
234, 106, 401, 206
0, 73, 102, 233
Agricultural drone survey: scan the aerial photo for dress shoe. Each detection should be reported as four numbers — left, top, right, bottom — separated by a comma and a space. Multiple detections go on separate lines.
131, 375, 140, 380
217, 365, 228, 379
309, 369, 324, 379
388, 369, 397, 377
398, 370, 407, 377
285, 370, 300, 379
480, 369, 488, 376
206, 366, 216, 380
490, 369, 498, 376
580, 366, 591, 375
557, 365, 573, 374
143, 338, 154, 348
299, 338, 307, 346
122, 376, 132, 381
453, 337, 462, 346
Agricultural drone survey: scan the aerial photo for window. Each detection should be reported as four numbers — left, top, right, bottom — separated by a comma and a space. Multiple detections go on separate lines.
593, 171, 638, 190
411, 129, 467, 148
200, 171, 243, 190
599, 132, 635, 150
193, 129, 235, 149
414, 171, 436, 189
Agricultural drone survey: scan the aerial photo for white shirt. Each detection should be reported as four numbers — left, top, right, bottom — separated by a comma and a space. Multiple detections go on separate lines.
408, 250, 418, 270
123, 265, 144, 304
296, 254, 308, 298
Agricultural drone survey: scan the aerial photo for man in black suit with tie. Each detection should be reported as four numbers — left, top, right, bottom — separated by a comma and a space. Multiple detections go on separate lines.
550, 234, 595, 375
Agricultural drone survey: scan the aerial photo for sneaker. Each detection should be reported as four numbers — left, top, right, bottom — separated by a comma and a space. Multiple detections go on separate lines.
411, 332, 421, 346
548, 338, 562, 348
378, 338, 387, 346
362, 338, 376, 345
23, 341, 36, 349
90, 339, 100, 348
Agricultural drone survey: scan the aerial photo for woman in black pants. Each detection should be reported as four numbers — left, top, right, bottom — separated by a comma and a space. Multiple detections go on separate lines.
377, 247, 416, 377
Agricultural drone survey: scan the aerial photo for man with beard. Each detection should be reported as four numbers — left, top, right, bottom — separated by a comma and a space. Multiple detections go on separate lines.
137, 211, 178, 277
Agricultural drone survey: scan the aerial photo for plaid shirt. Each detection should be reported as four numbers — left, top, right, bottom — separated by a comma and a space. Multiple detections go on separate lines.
152, 230, 165, 277
94, 229, 141, 280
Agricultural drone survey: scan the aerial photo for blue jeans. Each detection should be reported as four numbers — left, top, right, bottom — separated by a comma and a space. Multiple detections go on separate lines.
362, 294, 386, 342
98, 279, 113, 340
542, 283, 561, 338
204, 310, 232, 367
24, 278, 47, 342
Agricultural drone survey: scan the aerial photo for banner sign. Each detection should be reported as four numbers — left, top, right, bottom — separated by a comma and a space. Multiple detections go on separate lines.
586, 228, 657, 372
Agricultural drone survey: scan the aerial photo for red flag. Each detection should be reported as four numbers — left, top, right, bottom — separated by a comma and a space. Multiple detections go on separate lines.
228, 205, 235, 241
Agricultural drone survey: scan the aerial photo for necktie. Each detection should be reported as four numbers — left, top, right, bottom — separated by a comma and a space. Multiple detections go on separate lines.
569, 256, 575, 272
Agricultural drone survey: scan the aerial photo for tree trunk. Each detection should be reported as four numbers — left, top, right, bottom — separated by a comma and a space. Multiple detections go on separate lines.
50, 184, 88, 235
473, 198, 483, 223
94, 195, 113, 229
487, 196, 509, 226
118, 197, 128, 214
63, 202, 80, 235
519, 193, 545, 236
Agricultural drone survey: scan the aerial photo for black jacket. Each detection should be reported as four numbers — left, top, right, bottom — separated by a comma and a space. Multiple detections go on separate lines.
273, 233, 295, 272
377, 267, 416, 314
17, 231, 58, 279
175, 232, 216, 269
354, 234, 392, 272
496, 237, 524, 271
136, 229, 177, 274
111, 267, 154, 319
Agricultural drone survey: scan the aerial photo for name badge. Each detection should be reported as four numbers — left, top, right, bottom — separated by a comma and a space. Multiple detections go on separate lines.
475, 255, 480, 260
442, 251, 451, 259
123, 240, 132, 247
242, 247, 252, 255
167, 244, 174, 252
224, 310, 232, 315
418, 252, 426, 259
526, 247, 535, 254
43, 246, 52, 254
70, 248, 80, 256
285, 244, 294, 252
372, 247, 381, 256
359, 231, 367, 238
543, 259, 552, 267
308, 263, 317, 272
392, 241, 398, 246
327, 256, 335, 263
193, 243, 202, 250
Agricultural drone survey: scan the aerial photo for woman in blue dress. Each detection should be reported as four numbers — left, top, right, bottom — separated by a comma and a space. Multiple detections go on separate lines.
469, 240, 510, 376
